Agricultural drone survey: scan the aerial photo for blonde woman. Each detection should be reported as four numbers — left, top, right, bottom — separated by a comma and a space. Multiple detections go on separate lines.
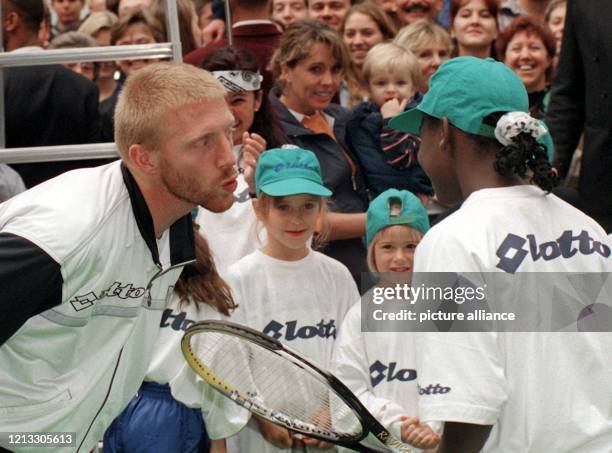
394, 19, 452, 91
340, 1, 397, 106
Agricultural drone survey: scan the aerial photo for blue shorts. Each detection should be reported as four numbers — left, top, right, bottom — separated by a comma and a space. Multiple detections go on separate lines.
103, 381, 211, 453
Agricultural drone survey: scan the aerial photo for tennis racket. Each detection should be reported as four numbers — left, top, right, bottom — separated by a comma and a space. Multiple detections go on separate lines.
181, 320, 414, 453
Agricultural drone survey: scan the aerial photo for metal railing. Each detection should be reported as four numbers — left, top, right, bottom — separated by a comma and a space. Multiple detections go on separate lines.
0, 0, 183, 163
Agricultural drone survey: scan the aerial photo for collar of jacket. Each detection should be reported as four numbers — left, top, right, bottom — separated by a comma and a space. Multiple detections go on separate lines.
269, 90, 347, 137
120, 163, 195, 266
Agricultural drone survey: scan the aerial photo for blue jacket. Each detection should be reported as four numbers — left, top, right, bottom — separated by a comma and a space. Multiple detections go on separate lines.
346, 98, 433, 199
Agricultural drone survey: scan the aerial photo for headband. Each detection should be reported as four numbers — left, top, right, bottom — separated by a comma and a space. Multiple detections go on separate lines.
211, 70, 263, 92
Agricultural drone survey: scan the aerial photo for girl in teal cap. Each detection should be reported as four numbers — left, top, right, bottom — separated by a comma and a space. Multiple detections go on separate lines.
332, 189, 441, 451
389, 56, 612, 452
223, 147, 360, 452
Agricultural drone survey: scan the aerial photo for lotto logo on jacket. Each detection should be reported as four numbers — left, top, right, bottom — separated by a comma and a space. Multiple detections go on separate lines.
496, 230, 611, 273
369, 360, 417, 387
262, 319, 337, 341
418, 383, 451, 395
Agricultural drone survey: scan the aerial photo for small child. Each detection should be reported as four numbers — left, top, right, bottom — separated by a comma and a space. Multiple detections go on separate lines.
332, 189, 440, 451
346, 43, 433, 201
50, 0, 85, 37
224, 147, 359, 453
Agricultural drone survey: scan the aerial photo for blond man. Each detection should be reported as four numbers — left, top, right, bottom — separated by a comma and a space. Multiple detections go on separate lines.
0, 63, 237, 452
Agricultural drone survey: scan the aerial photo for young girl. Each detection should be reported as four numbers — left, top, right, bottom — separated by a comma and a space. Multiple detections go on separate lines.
224, 147, 359, 452
199, 45, 286, 274
389, 56, 612, 452
346, 42, 433, 201
332, 189, 441, 452
104, 224, 249, 453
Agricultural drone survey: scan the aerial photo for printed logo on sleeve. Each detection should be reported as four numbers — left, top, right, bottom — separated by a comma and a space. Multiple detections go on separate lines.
160, 309, 196, 331
496, 230, 611, 273
69, 281, 148, 311
262, 319, 337, 341
418, 383, 451, 395
369, 360, 417, 387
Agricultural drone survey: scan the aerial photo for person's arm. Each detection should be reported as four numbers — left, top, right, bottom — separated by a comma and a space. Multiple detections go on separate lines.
0, 233, 63, 345
436, 422, 492, 453
332, 308, 407, 438
379, 99, 420, 170
0, 164, 26, 202
209, 439, 226, 453
203, 0, 226, 45
325, 212, 366, 241
545, 0, 584, 178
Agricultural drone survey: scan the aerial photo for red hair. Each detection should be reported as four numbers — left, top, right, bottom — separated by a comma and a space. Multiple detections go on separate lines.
496, 15, 556, 60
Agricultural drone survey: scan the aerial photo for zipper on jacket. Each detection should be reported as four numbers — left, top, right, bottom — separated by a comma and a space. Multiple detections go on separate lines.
77, 347, 124, 453
145, 259, 196, 306
77, 259, 194, 449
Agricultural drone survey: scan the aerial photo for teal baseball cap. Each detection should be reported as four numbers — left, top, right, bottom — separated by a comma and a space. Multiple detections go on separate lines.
389, 56, 529, 138
366, 189, 430, 246
255, 147, 332, 197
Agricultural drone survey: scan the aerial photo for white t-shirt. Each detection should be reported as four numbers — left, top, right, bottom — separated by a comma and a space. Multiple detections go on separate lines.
196, 172, 263, 276
145, 293, 249, 439
224, 249, 359, 453
332, 301, 420, 449
412, 185, 612, 452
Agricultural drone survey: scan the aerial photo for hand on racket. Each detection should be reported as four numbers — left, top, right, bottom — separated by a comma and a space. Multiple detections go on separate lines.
400, 416, 440, 449
254, 414, 294, 449
181, 320, 419, 453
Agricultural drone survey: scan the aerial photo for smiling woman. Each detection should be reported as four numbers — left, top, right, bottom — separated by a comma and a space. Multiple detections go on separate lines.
110, 7, 165, 79
496, 15, 556, 118
450, 0, 498, 59
394, 19, 452, 91
341, 2, 397, 69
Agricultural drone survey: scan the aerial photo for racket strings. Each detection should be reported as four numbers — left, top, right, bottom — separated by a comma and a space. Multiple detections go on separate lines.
187, 331, 362, 440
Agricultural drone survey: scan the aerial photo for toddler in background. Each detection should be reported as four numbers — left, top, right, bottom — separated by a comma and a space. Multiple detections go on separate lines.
346, 43, 433, 202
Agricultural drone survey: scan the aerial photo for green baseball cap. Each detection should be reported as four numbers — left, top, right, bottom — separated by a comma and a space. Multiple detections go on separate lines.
389, 56, 529, 138
366, 189, 430, 246
255, 147, 332, 197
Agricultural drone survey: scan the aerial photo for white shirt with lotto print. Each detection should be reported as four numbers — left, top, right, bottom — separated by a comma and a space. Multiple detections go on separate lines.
412, 185, 612, 452
332, 301, 423, 451
145, 292, 249, 439
223, 249, 359, 453
196, 171, 263, 276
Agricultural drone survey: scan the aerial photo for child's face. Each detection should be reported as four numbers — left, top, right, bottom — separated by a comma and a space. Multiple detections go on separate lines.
51, 0, 83, 26
225, 90, 262, 145
256, 194, 322, 260
368, 67, 416, 107
373, 225, 422, 274
115, 23, 158, 77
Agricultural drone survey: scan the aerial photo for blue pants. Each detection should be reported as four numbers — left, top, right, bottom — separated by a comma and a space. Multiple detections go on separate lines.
104, 382, 211, 453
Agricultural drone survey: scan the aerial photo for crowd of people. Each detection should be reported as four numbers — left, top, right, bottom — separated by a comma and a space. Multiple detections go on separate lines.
1, 0, 611, 451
